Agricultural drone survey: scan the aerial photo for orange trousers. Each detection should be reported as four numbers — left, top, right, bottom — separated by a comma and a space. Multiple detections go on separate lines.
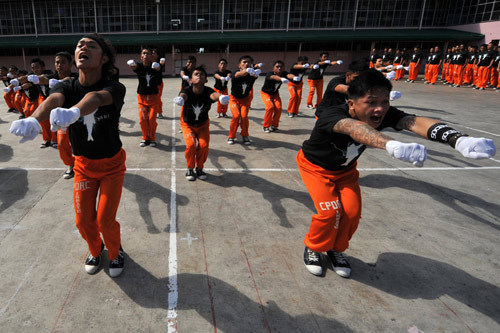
228, 94, 251, 139
445, 64, 454, 83
180, 119, 210, 169
38, 95, 57, 143
287, 81, 303, 115
157, 81, 164, 115
477, 66, 491, 89
261, 91, 282, 129
297, 150, 362, 252
73, 148, 126, 260
214, 87, 228, 115
306, 79, 323, 107
57, 128, 74, 166
428, 64, 440, 84
441, 63, 449, 80
138, 94, 160, 141
3, 90, 16, 110
489, 68, 498, 87
473, 65, 479, 86
14, 91, 26, 115
464, 64, 474, 84
408, 62, 420, 81
424, 64, 430, 81
453, 65, 464, 86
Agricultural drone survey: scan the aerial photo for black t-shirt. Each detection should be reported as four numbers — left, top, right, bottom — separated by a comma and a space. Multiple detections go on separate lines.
50, 77, 126, 159
493, 53, 500, 67
308, 60, 329, 80
261, 71, 289, 95
214, 70, 232, 90
370, 53, 380, 63
393, 54, 403, 64
180, 66, 192, 90
317, 75, 347, 112
455, 51, 468, 65
302, 104, 410, 171
410, 52, 423, 63
478, 51, 497, 67
230, 71, 257, 99
133, 63, 160, 95
180, 86, 216, 125
429, 53, 443, 65
289, 63, 307, 84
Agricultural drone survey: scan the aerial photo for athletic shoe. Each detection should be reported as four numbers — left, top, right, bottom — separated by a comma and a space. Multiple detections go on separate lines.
222, 113, 229, 118
51, 142, 58, 148
157, 113, 164, 119
139, 140, 149, 147
18, 114, 25, 119
216, 113, 222, 118
288, 113, 294, 118
227, 137, 235, 145
270, 126, 279, 132
304, 246, 322, 276
85, 242, 104, 275
63, 166, 74, 179
185, 169, 196, 181
7, 108, 17, 113
431, 83, 435, 85
109, 246, 125, 278
195, 168, 207, 180
327, 250, 351, 278
263, 127, 271, 133
40, 141, 50, 148
479, 87, 485, 90
149, 141, 157, 147
443, 82, 448, 85
455, 85, 460, 88
306, 105, 314, 109
242, 136, 251, 145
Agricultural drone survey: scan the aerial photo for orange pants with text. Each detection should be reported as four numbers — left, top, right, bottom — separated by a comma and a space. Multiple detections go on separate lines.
297, 150, 362, 252
57, 128, 74, 166
214, 88, 228, 115
138, 94, 160, 141
306, 79, 323, 107
228, 95, 251, 138
261, 91, 282, 129
287, 81, 303, 115
73, 148, 126, 260
180, 119, 210, 169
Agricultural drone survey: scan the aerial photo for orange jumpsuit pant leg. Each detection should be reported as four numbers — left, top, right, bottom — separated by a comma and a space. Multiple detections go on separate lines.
57, 129, 75, 166
287, 81, 303, 115
214, 88, 228, 115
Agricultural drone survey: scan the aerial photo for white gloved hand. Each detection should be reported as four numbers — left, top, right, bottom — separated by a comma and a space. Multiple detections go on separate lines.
173, 96, 184, 106
313, 64, 320, 69
3, 87, 10, 93
404, 66, 410, 71
293, 76, 301, 82
10, 78, 19, 86
257, 62, 263, 67
9, 117, 42, 143
386, 71, 396, 80
281, 78, 289, 84
127, 59, 136, 67
396, 65, 404, 70
336, 60, 343, 65
324, 60, 331, 64
455, 137, 496, 159
182, 75, 190, 81
219, 95, 230, 105
7, 73, 14, 78
386, 65, 394, 70
302, 63, 310, 68
50, 107, 81, 132
224, 76, 231, 81
27, 75, 39, 84
152, 62, 160, 69
49, 78, 62, 89
13, 86, 22, 92
254, 69, 261, 76
389, 91, 402, 101
385, 140, 427, 165
160, 58, 166, 65
246, 68, 256, 75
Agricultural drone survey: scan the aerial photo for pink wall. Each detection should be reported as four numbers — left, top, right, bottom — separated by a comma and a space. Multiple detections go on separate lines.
448, 21, 500, 44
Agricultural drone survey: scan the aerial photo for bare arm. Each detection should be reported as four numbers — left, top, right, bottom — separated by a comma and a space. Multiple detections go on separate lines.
332, 118, 394, 149
234, 69, 249, 78
395, 115, 440, 138
210, 91, 222, 102
334, 84, 348, 95
72, 90, 115, 116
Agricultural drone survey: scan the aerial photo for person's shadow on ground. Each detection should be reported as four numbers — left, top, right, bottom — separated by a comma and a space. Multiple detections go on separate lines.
0, 168, 28, 214
113, 256, 354, 332
350, 252, 500, 324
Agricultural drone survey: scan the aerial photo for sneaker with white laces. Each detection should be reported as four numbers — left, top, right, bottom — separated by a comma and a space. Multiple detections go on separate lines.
270, 126, 279, 132
40, 141, 50, 148
63, 166, 74, 179
306, 105, 314, 109
216, 113, 222, 118
139, 140, 149, 147
195, 168, 207, 180
185, 169, 196, 181
85, 242, 104, 275
304, 246, 323, 276
242, 136, 251, 145
263, 127, 271, 133
149, 141, 157, 147
109, 246, 125, 278
327, 250, 351, 278
227, 137, 235, 145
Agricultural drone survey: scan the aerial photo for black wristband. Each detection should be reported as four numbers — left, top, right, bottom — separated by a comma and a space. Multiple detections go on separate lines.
427, 123, 466, 147
447, 133, 468, 148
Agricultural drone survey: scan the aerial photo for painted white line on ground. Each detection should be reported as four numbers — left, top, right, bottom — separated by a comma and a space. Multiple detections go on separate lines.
167, 106, 178, 333
460, 126, 500, 137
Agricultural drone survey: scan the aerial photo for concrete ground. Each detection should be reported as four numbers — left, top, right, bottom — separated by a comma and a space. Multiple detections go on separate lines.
0, 75, 499, 333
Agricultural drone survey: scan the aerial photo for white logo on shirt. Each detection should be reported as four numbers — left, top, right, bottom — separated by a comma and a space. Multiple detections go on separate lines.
274, 82, 281, 91
341, 142, 364, 166
242, 82, 248, 95
145, 73, 151, 87
83, 109, 97, 141
193, 104, 203, 120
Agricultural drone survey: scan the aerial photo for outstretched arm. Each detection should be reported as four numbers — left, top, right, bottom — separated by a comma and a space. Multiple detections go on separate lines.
333, 118, 393, 149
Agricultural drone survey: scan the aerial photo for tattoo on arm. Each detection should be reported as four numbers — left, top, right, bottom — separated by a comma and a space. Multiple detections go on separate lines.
333, 118, 393, 149
396, 116, 416, 131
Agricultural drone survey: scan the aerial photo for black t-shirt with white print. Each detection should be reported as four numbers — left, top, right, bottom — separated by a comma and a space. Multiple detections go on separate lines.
180, 86, 216, 126
214, 69, 232, 91
410, 52, 423, 63
308, 60, 329, 80
50, 77, 126, 159
302, 104, 410, 171
180, 66, 192, 90
289, 63, 307, 84
230, 71, 257, 99
261, 71, 289, 95
478, 50, 497, 67
133, 63, 160, 95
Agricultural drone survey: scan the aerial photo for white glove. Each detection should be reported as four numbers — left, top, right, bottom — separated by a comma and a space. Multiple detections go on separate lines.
404, 66, 410, 71
386, 65, 394, 70
10, 79, 19, 86
160, 58, 166, 65
49, 78, 62, 89
386, 71, 396, 80
173, 96, 184, 106
219, 95, 230, 105
257, 62, 263, 67
293, 76, 301, 82
127, 59, 136, 66
9, 117, 42, 143
281, 78, 289, 84
254, 69, 261, 76
225, 76, 232, 81
50, 107, 81, 132
455, 137, 496, 159
246, 68, 256, 75
336, 60, 343, 65
13, 86, 22, 92
27, 75, 39, 84
7, 73, 14, 79
152, 62, 160, 69
182, 75, 190, 81
324, 60, 331, 64
302, 63, 310, 68
3, 87, 10, 93
313, 64, 320, 69
389, 91, 402, 101
385, 140, 427, 165
396, 65, 404, 70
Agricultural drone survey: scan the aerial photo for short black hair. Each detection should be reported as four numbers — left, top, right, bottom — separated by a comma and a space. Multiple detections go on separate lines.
192, 65, 207, 78
187, 55, 197, 63
219, 58, 228, 64
55, 51, 72, 62
298, 55, 308, 62
348, 69, 392, 100
238, 55, 253, 63
273, 60, 284, 67
320, 52, 329, 57
31, 58, 45, 67
0, 66, 7, 71
347, 58, 369, 73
